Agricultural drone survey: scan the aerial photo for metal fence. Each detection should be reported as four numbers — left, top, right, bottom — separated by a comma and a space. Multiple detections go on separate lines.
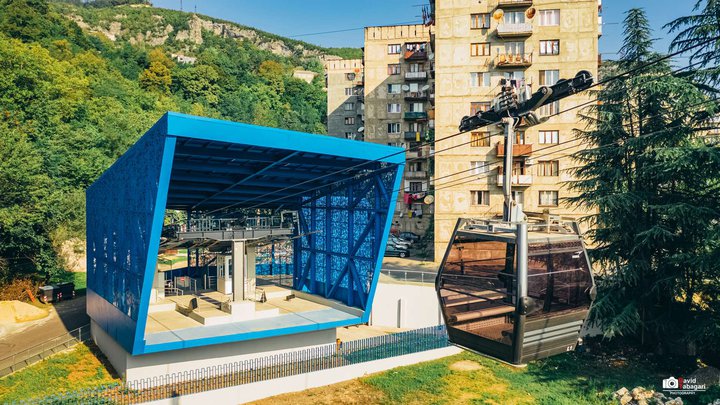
18, 325, 449, 404
0, 323, 91, 378
380, 269, 437, 284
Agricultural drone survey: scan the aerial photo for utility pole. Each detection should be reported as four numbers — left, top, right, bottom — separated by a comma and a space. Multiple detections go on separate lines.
502, 116, 516, 222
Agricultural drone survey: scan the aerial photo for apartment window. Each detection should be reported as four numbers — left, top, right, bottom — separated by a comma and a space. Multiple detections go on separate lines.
345, 73, 356, 81
505, 41, 525, 55
514, 131, 526, 144
409, 63, 423, 72
470, 72, 491, 87
470, 161, 488, 175
387, 84, 401, 94
540, 70, 560, 86
409, 161, 423, 172
406, 43, 426, 52
344, 87, 353, 96
539, 130, 560, 144
537, 160, 559, 176
387, 103, 401, 113
470, 132, 490, 147
470, 42, 491, 57
408, 122, 424, 132
409, 181, 424, 192
410, 102, 424, 112
539, 101, 560, 116
471, 190, 490, 206
387, 123, 401, 134
388, 44, 401, 54
513, 191, 524, 205
539, 190, 559, 207
471, 13, 491, 29
343, 102, 355, 111
387, 64, 401, 75
538, 9, 560, 26
345, 117, 355, 125
504, 11, 526, 24
344, 132, 355, 139
540, 40, 560, 55
470, 101, 491, 115
504, 71, 525, 81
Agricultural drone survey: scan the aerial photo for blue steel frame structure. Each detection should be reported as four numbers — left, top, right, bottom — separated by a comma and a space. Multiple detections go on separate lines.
86, 113, 404, 355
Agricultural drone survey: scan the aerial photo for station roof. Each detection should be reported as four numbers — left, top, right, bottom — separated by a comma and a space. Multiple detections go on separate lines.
163, 113, 405, 211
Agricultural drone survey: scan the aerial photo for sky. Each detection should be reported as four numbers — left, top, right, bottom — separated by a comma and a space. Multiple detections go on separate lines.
151, 0, 699, 56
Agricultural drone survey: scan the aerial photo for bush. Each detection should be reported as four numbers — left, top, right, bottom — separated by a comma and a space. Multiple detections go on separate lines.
0, 278, 40, 302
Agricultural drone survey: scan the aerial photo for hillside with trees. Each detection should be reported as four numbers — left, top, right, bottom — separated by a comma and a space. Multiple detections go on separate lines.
0, 0, 358, 286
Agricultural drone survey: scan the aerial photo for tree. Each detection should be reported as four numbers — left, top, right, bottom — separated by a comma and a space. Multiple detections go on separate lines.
568, 8, 720, 351
666, 0, 720, 84
176, 65, 220, 105
139, 61, 171, 93
0, 0, 50, 42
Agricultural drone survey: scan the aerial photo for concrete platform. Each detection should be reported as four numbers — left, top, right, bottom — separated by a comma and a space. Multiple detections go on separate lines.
146, 310, 202, 334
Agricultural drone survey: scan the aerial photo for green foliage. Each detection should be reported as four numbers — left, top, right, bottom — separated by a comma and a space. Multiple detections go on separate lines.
569, 9, 720, 350
324, 47, 364, 60
666, 0, 720, 84
0, 0, 332, 284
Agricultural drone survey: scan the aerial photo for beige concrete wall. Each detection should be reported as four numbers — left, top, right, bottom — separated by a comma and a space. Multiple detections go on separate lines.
370, 282, 443, 329
363, 24, 435, 237
433, 0, 600, 259
324, 58, 364, 139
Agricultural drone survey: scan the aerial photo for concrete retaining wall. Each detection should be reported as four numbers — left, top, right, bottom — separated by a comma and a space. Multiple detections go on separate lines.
145, 346, 462, 405
370, 282, 443, 329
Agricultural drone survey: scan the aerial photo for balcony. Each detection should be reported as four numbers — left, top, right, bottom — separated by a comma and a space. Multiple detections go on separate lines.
404, 71, 428, 81
496, 23, 533, 38
404, 50, 428, 61
497, 0, 533, 7
404, 91, 428, 101
497, 174, 533, 186
404, 131, 423, 141
496, 143, 533, 157
495, 53, 533, 68
404, 112, 428, 121
405, 170, 428, 180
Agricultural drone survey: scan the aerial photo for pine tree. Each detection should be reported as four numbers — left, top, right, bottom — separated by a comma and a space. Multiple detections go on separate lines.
568, 9, 720, 351
666, 0, 720, 84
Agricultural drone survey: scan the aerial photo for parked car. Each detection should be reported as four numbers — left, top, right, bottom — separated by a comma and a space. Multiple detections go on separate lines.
385, 244, 409, 258
389, 235, 412, 247
399, 232, 421, 243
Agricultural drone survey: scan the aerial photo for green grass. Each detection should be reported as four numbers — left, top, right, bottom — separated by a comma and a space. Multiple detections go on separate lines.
361, 348, 717, 405
0, 343, 120, 403
72, 271, 86, 295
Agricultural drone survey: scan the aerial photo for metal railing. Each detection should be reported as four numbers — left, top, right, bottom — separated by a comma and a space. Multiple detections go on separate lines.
380, 269, 437, 284
16, 326, 449, 404
0, 323, 91, 378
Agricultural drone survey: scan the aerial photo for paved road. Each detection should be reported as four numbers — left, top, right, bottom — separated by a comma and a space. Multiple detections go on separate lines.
0, 296, 89, 360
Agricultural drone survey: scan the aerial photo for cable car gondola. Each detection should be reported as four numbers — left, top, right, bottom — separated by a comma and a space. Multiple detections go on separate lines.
435, 216, 596, 365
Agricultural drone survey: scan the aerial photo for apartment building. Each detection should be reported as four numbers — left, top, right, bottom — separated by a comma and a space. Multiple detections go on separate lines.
363, 24, 435, 238
433, 0, 601, 259
324, 58, 365, 140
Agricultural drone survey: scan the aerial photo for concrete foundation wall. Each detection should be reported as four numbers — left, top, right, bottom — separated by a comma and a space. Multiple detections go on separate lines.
92, 320, 337, 382
369, 282, 443, 329
145, 346, 462, 405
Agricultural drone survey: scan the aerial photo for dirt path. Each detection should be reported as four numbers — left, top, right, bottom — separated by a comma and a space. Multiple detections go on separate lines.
0, 296, 89, 360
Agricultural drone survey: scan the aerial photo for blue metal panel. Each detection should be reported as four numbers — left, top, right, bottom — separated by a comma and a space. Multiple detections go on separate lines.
294, 167, 401, 310
86, 115, 170, 354
165, 112, 405, 165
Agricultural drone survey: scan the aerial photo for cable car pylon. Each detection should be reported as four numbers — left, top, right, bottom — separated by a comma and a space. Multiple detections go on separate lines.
436, 71, 597, 365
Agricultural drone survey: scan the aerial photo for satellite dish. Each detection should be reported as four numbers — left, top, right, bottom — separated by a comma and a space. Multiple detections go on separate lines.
401, 85, 410, 91
423, 195, 435, 205
493, 9, 504, 22
358, 126, 365, 132
421, 84, 430, 91
525, 7, 536, 19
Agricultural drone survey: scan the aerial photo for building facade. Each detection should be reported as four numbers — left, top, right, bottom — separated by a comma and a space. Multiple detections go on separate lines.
433, 0, 601, 259
324, 58, 365, 140
363, 24, 435, 240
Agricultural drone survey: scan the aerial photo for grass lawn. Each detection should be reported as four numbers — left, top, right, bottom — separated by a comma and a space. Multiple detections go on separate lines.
0, 342, 120, 403
72, 271, 86, 295
254, 344, 720, 405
